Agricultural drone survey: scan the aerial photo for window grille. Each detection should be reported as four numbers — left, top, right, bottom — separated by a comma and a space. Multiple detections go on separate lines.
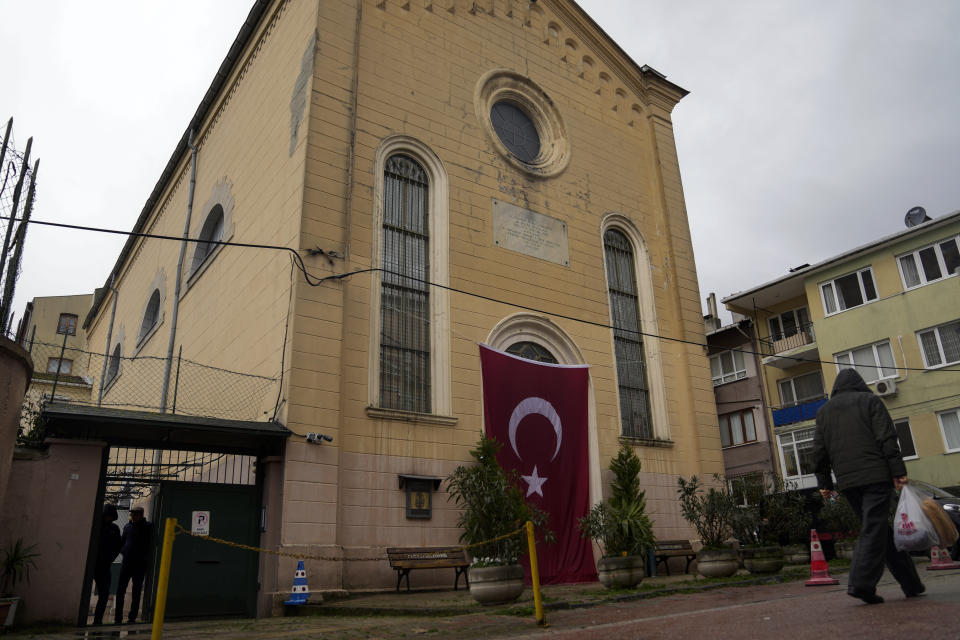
380, 155, 431, 413
506, 341, 557, 364
603, 229, 652, 439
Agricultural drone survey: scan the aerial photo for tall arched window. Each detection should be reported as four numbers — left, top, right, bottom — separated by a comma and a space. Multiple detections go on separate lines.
138, 289, 161, 344
191, 204, 225, 274
379, 154, 431, 413
106, 343, 122, 384
603, 228, 652, 439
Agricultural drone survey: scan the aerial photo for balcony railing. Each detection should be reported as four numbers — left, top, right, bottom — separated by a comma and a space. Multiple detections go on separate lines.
760, 322, 816, 357
772, 396, 828, 427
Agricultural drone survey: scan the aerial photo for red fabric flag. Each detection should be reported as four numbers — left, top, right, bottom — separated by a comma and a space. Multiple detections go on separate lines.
479, 344, 597, 584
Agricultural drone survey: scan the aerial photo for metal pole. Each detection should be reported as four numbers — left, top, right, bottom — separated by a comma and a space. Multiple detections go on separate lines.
161, 130, 198, 412
151, 517, 177, 640
50, 329, 68, 401
525, 520, 547, 627
0, 118, 11, 179
97, 275, 118, 407
172, 346, 182, 415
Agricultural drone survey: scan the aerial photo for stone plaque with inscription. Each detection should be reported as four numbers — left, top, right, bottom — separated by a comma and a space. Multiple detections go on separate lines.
491, 199, 569, 266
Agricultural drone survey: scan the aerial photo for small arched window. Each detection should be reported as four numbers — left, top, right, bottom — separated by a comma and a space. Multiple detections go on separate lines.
192, 204, 225, 273
106, 343, 122, 384
506, 341, 558, 364
138, 289, 161, 343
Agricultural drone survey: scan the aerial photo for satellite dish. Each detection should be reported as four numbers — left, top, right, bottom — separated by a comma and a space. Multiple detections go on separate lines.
904, 206, 930, 228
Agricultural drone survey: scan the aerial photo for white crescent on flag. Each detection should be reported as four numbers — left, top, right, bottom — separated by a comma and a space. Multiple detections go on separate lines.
508, 396, 562, 461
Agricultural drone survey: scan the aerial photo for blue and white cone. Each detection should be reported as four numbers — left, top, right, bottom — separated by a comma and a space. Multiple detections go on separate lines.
284, 560, 310, 605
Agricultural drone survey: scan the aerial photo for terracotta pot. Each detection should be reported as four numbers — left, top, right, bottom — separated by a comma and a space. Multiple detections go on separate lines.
696, 546, 739, 578
597, 555, 645, 589
742, 546, 785, 574
782, 544, 810, 564
468, 564, 525, 605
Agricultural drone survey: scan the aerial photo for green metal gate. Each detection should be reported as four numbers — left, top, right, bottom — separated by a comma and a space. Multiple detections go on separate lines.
152, 481, 260, 618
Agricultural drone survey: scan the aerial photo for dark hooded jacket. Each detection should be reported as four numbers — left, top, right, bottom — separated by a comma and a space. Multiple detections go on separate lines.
813, 369, 906, 491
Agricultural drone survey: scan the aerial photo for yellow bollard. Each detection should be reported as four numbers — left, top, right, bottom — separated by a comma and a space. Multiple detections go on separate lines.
151, 517, 177, 640
525, 520, 547, 627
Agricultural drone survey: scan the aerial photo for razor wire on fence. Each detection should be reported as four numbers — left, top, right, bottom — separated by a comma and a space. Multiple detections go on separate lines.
20, 337, 278, 422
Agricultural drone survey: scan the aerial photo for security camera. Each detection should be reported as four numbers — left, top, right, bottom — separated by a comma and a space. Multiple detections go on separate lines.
306, 433, 333, 444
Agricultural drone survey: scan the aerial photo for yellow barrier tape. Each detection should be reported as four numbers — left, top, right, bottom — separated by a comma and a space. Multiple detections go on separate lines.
174, 524, 528, 561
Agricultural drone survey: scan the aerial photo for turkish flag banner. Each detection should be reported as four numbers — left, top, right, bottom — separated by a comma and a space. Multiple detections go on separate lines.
479, 344, 597, 584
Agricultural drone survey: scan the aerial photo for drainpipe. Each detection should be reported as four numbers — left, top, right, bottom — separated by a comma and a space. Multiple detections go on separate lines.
160, 130, 198, 412
97, 274, 118, 407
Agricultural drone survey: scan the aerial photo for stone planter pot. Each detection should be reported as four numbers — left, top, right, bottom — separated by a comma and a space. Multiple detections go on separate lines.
597, 555, 645, 589
696, 546, 739, 578
469, 564, 525, 605
742, 546, 785, 574
782, 544, 810, 565
835, 538, 857, 560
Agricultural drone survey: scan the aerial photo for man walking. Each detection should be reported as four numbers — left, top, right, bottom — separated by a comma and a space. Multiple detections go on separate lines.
92, 504, 122, 625
114, 505, 151, 624
813, 368, 924, 604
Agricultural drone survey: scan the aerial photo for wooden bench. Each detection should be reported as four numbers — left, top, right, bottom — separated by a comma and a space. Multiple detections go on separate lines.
386, 546, 470, 592
654, 539, 697, 575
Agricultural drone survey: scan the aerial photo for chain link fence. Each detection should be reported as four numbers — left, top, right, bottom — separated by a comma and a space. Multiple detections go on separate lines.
21, 337, 279, 422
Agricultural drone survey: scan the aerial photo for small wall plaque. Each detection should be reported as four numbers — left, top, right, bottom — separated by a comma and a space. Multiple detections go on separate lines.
492, 199, 569, 266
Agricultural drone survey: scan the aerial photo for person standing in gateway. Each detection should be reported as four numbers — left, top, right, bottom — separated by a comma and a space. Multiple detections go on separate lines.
813, 368, 925, 604
114, 505, 151, 624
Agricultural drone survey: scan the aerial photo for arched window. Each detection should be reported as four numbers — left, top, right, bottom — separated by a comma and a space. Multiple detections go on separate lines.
138, 289, 161, 344
191, 204, 225, 274
506, 341, 558, 364
603, 228, 652, 439
379, 154, 431, 413
106, 343, 122, 384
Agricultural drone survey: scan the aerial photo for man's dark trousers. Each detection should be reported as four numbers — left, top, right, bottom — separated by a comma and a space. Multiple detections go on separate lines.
843, 482, 923, 597
92, 566, 112, 624
114, 563, 146, 624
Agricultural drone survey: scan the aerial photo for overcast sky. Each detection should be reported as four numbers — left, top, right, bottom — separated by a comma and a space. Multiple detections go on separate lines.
3, 0, 959, 334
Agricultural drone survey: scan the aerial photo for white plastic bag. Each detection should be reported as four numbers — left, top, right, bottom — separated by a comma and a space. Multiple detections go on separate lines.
894, 484, 940, 552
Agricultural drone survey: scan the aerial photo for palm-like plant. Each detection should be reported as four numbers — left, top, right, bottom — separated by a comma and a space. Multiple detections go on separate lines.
1, 539, 39, 597
446, 435, 553, 565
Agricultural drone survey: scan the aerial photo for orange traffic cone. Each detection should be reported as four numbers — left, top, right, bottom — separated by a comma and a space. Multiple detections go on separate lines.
805, 529, 839, 586
927, 546, 960, 570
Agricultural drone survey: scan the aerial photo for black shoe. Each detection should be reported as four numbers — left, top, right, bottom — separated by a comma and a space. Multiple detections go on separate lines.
905, 584, 926, 598
848, 590, 884, 604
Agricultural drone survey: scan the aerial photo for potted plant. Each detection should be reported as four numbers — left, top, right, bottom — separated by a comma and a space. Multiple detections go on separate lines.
578, 444, 655, 589
677, 475, 739, 578
1, 538, 40, 629
447, 435, 553, 605
819, 493, 860, 559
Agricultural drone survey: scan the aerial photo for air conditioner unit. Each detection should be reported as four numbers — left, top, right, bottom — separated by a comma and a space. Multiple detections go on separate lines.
875, 379, 897, 397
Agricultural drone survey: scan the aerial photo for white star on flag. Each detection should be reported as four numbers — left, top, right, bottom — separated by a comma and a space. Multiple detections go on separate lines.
521, 466, 548, 497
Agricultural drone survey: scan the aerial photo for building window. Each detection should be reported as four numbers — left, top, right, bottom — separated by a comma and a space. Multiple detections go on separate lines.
834, 340, 896, 383
778, 427, 816, 482
46, 358, 73, 375
917, 319, 960, 369
138, 289, 162, 344
379, 154, 431, 414
57, 313, 78, 335
490, 101, 540, 164
938, 409, 960, 453
106, 343, 122, 385
777, 371, 825, 406
820, 268, 877, 315
729, 472, 765, 506
719, 409, 757, 448
506, 341, 558, 364
191, 204, 225, 274
603, 228, 652, 440
768, 307, 809, 341
895, 419, 917, 459
898, 235, 960, 289
710, 350, 747, 386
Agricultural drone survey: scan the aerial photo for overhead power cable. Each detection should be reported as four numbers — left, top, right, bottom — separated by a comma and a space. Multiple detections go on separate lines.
7, 214, 960, 374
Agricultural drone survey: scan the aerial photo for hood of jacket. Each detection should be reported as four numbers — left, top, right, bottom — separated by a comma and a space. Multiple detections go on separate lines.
831, 368, 871, 397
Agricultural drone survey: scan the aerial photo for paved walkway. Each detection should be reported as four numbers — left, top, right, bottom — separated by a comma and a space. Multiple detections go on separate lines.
10, 563, 960, 639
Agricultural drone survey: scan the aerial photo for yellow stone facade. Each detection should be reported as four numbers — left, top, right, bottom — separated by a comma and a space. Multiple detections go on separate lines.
83, 0, 722, 593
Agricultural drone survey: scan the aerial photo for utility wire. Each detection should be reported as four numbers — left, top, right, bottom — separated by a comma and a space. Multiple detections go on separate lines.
7, 214, 960, 374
